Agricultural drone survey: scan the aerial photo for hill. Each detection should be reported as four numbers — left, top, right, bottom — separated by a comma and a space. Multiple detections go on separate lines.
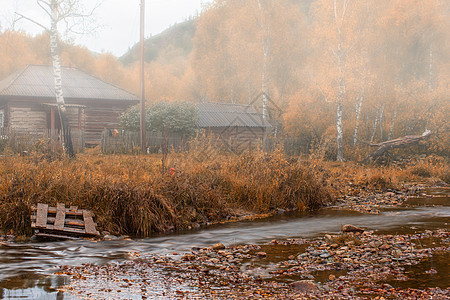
119, 19, 196, 65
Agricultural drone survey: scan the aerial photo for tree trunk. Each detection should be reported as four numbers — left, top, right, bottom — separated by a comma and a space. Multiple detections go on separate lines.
362, 130, 431, 163
50, 0, 75, 157
335, 41, 345, 161
379, 104, 385, 141
334, 0, 346, 162
387, 108, 397, 141
353, 89, 364, 146
256, 0, 269, 120
428, 43, 433, 91
370, 107, 380, 143
336, 83, 344, 161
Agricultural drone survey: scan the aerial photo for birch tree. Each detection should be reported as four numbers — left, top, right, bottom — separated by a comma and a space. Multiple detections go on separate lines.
310, 0, 365, 161
255, 0, 269, 119
16, 0, 100, 157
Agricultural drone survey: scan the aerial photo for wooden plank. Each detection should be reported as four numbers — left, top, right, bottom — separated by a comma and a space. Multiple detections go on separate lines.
47, 207, 83, 216
69, 206, 78, 212
83, 210, 99, 235
39, 225, 85, 234
34, 233, 80, 241
35, 203, 48, 228
52, 227, 85, 234
54, 203, 66, 230
31, 216, 86, 227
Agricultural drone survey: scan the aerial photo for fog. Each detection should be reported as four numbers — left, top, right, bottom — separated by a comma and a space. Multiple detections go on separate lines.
0, 0, 448, 159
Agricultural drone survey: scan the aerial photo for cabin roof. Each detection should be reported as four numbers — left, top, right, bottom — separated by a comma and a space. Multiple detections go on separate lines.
0, 65, 138, 102
197, 102, 271, 128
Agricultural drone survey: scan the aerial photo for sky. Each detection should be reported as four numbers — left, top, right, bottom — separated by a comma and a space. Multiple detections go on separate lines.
1, 0, 212, 57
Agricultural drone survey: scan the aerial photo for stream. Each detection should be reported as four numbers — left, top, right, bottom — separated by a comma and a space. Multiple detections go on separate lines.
1, 187, 448, 299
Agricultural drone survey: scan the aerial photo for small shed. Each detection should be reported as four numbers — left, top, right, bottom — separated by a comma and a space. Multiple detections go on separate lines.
197, 102, 271, 151
0, 65, 139, 146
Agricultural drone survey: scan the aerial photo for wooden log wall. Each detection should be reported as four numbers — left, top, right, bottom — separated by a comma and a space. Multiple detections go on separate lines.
83, 102, 133, 144
204, 127, 267, 153
9, 102, 47, 135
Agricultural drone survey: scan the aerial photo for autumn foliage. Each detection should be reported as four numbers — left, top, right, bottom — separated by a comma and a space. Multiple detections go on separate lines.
0, 0, 448, 160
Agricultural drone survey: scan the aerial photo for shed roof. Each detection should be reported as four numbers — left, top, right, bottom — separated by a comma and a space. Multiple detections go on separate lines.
0, 65, 138, 102
197, 102, 271, 128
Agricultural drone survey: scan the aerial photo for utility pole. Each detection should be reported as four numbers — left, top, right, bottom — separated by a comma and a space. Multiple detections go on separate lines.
140, 0, 147, 153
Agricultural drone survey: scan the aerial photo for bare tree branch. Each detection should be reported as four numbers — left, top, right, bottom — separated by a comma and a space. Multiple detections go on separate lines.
14, 13, 49, 31
37, 0, 52, 18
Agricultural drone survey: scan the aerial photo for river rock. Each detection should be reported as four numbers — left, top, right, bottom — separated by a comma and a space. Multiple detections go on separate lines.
103, 234, 118, 240
212, 243, 226, 250
256, 252, 267, 257
289, 280, 318, 292
181, 254, 196, 261
380, 243, 390, 250
342, 224, 365, 233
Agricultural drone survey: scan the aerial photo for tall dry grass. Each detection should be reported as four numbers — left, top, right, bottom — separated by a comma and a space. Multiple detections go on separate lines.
307, 154, 449, 198
0, 142, 333, 237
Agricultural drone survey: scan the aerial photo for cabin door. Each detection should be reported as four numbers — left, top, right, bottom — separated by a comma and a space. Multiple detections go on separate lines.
47, 107, 62, 131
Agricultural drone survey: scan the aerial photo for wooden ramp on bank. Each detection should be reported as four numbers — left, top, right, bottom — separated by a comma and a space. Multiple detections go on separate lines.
31, 203, 100, 240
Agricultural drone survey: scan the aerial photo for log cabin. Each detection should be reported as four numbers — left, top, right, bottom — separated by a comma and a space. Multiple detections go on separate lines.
197, 102, 271, 152
0, 65, 139, 147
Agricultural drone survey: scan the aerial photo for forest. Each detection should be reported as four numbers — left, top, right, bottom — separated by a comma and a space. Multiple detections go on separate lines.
1, 0, 448, 161
0, 1, 449, 298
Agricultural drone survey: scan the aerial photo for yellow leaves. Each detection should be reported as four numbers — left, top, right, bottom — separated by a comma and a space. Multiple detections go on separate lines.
0, 31, 40, 78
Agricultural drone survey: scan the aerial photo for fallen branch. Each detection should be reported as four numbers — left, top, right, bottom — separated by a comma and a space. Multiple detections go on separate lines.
362, 130, 432, 163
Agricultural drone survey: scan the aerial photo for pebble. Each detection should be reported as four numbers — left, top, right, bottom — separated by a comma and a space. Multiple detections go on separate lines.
60, 228, 449, 300
212, 243, 226, 250
342, 224, 365, 233
288, 280, 318, 292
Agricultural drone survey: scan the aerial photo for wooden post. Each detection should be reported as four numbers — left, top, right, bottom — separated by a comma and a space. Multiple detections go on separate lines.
140, 0, 146, 153
50, 107, 55, 130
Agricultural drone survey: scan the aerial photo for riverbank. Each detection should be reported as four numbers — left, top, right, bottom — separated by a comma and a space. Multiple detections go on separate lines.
50, 155, 449, 299
0, 150, 333, 237
58, 228, 449, 299
1, 151, 448, 239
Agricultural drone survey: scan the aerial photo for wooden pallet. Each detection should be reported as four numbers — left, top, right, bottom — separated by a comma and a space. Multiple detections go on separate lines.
31, 203, 100, 238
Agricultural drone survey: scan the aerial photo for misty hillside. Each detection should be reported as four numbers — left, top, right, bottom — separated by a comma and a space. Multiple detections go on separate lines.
119, 19, 196, 65
118, 0, 315, 65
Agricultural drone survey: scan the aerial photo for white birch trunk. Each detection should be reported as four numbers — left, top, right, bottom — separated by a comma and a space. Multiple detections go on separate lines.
354, 28, 368, 147
379, 103, 385, 141
387, 108, 397, 141
370, 107, 380, 143
428, 43, 433, 91
353, 87, 363, 146
334, 0, 348, 162
50, 6, 65, 109
336, 73, 345, 161
256, 0, 269, 120
370, 110, 377, 143
50, 0, 74, 157
335, 42, 345, 161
